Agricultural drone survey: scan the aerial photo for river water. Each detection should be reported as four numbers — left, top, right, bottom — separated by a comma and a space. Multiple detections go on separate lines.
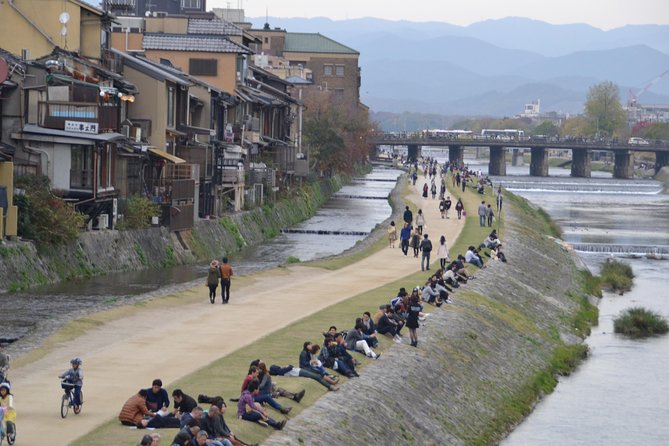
0, 167, 402, 354
421, 147, 669, 446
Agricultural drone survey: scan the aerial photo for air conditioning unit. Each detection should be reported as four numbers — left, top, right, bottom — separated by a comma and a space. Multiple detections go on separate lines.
96, 214, 109, 230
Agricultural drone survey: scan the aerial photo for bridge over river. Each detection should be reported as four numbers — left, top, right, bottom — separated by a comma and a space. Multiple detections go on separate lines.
368, 133, 669, 178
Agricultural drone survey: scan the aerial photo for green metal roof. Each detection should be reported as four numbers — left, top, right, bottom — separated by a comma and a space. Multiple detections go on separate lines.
284, 33, 358, 55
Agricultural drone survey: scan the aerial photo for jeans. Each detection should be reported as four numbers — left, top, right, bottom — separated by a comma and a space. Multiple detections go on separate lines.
208, 284, 218, 302
241, 411, 280, 428
254, 393, 283, 411
298, 367, 333, 388
479, 215, 486, 227
221, 278, 231, 302
401, 239, 409, 255
421, 252, 431, 270
469, 257, 484, 268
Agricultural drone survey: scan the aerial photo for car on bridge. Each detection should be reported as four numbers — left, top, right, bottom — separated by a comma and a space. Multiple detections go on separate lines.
628, 137, 649, 145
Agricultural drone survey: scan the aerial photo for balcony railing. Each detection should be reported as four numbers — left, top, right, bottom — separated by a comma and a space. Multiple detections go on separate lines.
38, 101, 119, 132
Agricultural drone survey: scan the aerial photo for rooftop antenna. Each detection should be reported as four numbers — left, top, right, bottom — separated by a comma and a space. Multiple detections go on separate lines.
264, 7, 270, 29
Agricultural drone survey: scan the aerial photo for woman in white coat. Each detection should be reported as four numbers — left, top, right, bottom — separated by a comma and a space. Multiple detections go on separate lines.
437, 235, 450, 270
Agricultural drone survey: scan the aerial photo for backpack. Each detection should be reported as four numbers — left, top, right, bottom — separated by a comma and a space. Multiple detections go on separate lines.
422, 240, 432, 252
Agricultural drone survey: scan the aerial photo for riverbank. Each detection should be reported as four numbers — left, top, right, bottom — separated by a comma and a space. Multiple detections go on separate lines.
0, 174, 350, 293
10, 171, 595, 446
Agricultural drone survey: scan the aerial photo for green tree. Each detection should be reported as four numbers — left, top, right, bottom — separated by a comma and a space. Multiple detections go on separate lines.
14, 174, 86, 246
533, 121, 560, 136
584, 81, 627, 137
117, 195, 160, 229
639, 122, 669, 141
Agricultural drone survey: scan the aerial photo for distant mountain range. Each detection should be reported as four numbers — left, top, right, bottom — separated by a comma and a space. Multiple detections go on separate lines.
249, 16, 669, 117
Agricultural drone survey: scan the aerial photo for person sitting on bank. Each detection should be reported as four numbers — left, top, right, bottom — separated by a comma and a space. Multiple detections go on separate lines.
345, 322, 380, 359
360, 312, 379, 348
454, 256, 476, 280
376, 306, 403, 343
299, 342, 339, 385
180, 406, 204, 429
491, 244, 508, 263
119, 389, 156, 428
465, 246, 485, 269
268, 363, 339, 391
255, 362, 292, 415
146, 379, 170, 413
172, 389, 198, 418
246, 360, 305, 403
198, 404, 249, 446
320, 332, 359, 378
237, 380, 286, 430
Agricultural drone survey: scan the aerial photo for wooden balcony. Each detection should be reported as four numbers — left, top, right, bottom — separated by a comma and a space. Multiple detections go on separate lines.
38, 101, 119, 133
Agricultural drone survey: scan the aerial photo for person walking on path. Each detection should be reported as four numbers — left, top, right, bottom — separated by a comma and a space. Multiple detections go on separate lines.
461, 174, 467, 192
478, 201, 487, 227
422, 183, 429, 198
444, 196, 452, 219
403, 206, 413, 226
219, 257, 233, 304
406, 293, 422, 347
387, 221, 397, 248
430, 182, 437, 199
455, 198, 465, 220
411, 227, 422, 258
415, 209, 426, 235
496, 187, 503, 214
486, 204, 494, 227
439, 197, 447, 219
207, 260, 220, 304
437, 235, 449, 270
400, 222, 412, 256
419, 234, 433, 271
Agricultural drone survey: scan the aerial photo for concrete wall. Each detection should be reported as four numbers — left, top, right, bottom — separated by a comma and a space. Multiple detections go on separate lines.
124, 67, 168, 151
144, 50, 239, 94
0, 0, 102, 60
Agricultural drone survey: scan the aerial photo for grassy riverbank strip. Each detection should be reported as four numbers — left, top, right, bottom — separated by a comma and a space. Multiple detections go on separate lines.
69, 173, 598, 446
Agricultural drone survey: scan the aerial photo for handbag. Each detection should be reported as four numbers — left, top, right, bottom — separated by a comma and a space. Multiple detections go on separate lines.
462, 210, 467, 217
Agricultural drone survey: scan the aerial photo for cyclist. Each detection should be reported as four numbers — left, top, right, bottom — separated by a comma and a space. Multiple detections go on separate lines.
0, 382, 16, 443
59, 358, 83, 411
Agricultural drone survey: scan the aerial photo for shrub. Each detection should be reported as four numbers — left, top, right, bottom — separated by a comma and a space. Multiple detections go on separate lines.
614, 307, 669, 338
14, 174, 86, 246
117, 195, 160, 230
286, 256, 301, 264
600, 258, 634, 293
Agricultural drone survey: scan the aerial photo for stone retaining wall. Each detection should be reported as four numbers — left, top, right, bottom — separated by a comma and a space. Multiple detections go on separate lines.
0, 176, 343, 292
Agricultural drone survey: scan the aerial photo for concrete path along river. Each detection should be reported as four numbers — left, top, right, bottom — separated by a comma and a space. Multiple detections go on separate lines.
11, 171, 464, 445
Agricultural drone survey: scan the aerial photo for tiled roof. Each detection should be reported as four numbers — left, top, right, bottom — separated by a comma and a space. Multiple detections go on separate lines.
188, 18, 243, 36
143, 34, 251, 54
284, 33, 358, 55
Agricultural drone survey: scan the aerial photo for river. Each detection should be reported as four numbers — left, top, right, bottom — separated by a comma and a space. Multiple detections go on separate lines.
0, 166, 402, 355
421, 147, 669, 446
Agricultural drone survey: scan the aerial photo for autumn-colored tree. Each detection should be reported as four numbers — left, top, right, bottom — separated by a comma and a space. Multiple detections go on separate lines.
561, 116, 590, 137
302, 89, 372, 174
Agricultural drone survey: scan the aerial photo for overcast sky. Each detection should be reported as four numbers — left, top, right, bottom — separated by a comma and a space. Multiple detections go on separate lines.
212, 0, 669, 30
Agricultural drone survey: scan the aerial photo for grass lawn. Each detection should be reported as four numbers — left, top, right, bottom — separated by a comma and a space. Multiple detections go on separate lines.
73, 171, 503, 446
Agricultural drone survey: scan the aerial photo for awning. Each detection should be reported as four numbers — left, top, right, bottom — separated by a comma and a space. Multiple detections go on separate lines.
14, 124, 125, 143
262, 136, 288, 146
223, 144, 247, 156
148, 147, 186, 164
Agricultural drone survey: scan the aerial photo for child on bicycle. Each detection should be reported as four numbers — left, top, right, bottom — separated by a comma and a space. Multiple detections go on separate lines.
59, 357, 83, 411
0, 382, 16, 442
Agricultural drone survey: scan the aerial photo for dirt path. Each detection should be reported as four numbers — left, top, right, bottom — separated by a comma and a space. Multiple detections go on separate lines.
11, 171, 463, 445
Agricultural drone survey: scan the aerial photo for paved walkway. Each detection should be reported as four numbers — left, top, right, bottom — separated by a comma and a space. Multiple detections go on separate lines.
11, 170, 463, 445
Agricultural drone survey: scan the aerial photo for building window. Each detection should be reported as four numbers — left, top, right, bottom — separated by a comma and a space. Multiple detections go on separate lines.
335, 65, 345, 77
264, 37, 269, 43
167, 87, 175, 128
189, 58, 217, 76
70, 145, 94, 189
180, 0, 201, 9
323, 64, 333, 76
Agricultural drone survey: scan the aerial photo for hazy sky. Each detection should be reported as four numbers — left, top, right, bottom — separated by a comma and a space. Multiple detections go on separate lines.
212, 0, 669, 30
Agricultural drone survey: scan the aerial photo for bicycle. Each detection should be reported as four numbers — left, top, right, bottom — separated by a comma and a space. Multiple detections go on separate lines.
60, 380, 83, 418
0, 410, 16, 446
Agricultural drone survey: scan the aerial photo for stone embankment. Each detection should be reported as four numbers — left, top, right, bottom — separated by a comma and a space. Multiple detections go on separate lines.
265, 195, 595, 445
0, 176, 343, 292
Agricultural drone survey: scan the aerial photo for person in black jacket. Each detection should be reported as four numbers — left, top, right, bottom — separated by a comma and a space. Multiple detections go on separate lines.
403, 205, 413, 225
172, 389, 197, 417
419, 234, 433, 271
